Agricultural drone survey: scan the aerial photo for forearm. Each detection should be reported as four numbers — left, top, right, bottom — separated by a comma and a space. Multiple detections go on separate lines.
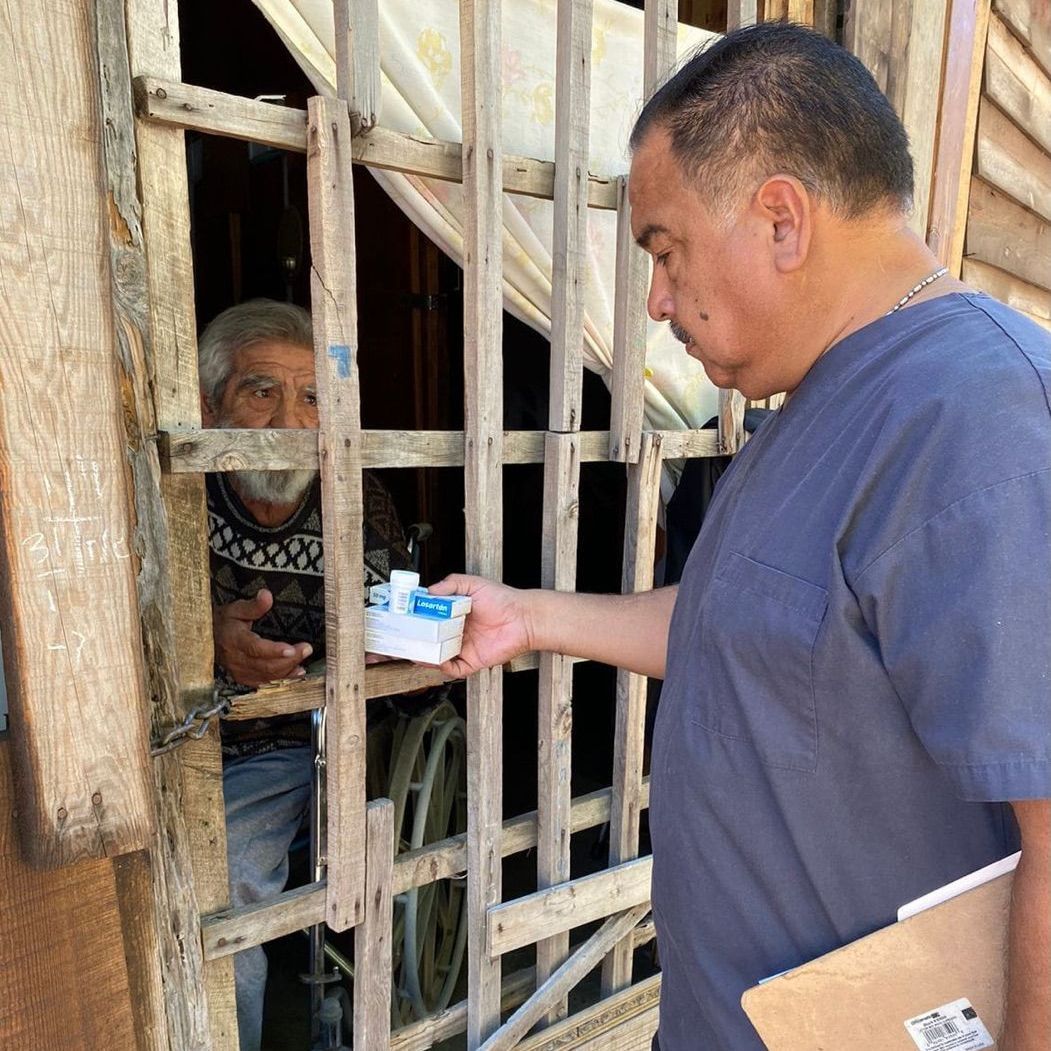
1001, 801, 1051, 1049
527, 586, 677, 679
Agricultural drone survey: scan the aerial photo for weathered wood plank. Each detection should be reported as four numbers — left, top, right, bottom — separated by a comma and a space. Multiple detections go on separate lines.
536, 435, 580, 1018
125, 0, 239, 1042
993, 0, 1051, 80
0, 0, 154, 870
306, 95, 368, 932
488, 856, 653, 958
927, 0, 992, 273
201, 880, 327, 960
961, 257, 1051, 330
609, 177, 649, 464
727, 0, 759, 31
334, 0, 380, 132
966, 176, 1051, 292
353, 799, 394, 1047
133, 77, 620, 209
717, 389, 746, 454
517, 974, 662, 1051
480, 905, 650, 1051
461, 1, 505, 1043
602, 433, 662, 996
976, 97, 1051, 224
985, 11, 1051, 158
160, 428, 614, 471
644, 0, 678, 94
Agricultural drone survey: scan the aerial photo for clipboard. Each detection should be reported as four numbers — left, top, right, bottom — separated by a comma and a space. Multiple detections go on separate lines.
741, 871, 1013, 1049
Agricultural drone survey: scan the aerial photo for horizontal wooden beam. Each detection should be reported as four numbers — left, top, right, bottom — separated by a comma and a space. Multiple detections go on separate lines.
487, 855, 652, 958
200, 777, 650, 959
162, 427, 723, 472
133, 76, 620, 209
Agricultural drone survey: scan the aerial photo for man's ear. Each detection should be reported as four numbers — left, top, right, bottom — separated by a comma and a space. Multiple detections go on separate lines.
201, 389, 217, 427
752, 175, 811, 274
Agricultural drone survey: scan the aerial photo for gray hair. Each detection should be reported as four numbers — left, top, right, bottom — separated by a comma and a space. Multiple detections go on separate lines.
198, 299, 313, 407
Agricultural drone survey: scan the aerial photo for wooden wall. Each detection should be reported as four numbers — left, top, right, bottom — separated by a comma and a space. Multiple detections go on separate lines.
963, 1, 1051, 330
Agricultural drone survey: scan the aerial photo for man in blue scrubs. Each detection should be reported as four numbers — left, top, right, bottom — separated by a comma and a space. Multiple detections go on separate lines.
434, 23, 1050, 1050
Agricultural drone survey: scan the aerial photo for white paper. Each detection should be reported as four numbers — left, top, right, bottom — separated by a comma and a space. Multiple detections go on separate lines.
897, 852, 1020, 922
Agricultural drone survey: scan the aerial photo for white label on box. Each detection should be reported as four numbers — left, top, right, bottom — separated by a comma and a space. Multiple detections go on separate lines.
904, 999, 993, 1051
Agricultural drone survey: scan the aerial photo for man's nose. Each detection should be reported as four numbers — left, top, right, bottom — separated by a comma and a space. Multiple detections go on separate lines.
647, 268, 673, 322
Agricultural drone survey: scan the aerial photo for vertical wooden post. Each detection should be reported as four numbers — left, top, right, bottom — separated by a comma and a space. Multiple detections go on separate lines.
536, 0, 592, 1023
306, 95, 369, 934
927, 0, 992, 274
609, 178, 649, 465
717, 388, 747, 454
334, 0, 381, 132
124, 0, 239, 1045
728, 0, 759, 29
601, 433, 662, 996
460, 2, 505, 1045
354, 799, 395, 1047
644, 0, 678, 93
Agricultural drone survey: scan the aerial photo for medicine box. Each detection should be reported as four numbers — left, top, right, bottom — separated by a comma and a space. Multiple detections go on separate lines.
368, 584, 472, 619
364, 631, 463, 666
366, 606, 464, 642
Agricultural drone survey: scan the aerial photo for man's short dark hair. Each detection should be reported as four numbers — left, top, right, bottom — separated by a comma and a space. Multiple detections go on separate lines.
630, 22, 914, 219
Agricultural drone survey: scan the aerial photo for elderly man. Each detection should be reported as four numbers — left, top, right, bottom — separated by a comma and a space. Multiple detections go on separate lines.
433, 24, 1050, 1051
199, 299, 412, 1051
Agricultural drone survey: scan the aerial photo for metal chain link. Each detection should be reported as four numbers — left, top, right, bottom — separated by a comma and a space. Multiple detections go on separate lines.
150, 688, 234, 757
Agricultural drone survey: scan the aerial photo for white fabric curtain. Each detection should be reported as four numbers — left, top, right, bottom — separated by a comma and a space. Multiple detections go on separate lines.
253, 0, 719, 429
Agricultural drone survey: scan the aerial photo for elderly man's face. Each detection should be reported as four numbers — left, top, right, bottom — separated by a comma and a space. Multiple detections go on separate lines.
629, 128, 786, 399
204, 339, 319, 506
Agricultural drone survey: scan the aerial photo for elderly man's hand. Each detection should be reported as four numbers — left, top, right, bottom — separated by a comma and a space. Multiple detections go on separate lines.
213, 589, 313, 687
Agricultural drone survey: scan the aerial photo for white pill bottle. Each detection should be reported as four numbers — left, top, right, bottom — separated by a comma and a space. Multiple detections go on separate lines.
388, 570, 420, 615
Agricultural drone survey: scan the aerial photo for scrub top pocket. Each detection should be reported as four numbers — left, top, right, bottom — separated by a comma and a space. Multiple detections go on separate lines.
693, 551, 828, 773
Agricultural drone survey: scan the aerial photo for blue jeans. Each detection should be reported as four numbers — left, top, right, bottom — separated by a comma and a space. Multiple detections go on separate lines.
223, 746, 313, 1051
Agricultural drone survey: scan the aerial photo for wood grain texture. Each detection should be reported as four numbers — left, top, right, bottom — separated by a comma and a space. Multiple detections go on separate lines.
0, 743, 138, 1051
727, 0, 759, 30
460, 2, 505, 1043
306, 94, 368, 932
536, 435, 581, 1018
135, 77, 620, 209
976, 97, 1051, 224
487, 855, 652, 958
717, 388, 746, 454
480, 905, 649, 1051
0, 0, 154, 868
927, 0, 991, 273
353, 799, 395, 1047
126, 0, 239, 1042
993, 0, 1051, 78
609, 177, 649, 464
961, 257, 1051, 329
602, 433, 662, 996
335, 0, 380, 132
644, 0, 678, 94
966, 176, 1051, 291
985, 10, 1051, 157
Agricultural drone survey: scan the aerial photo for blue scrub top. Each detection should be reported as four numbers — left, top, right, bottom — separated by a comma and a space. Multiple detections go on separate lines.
651, 294, 1051, 1050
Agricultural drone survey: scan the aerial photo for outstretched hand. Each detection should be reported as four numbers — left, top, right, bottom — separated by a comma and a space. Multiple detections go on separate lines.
428, 575, 534, 679
213, 589, 313, 687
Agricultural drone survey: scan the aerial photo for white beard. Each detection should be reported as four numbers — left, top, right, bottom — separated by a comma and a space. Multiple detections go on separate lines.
229, 467, 317, 506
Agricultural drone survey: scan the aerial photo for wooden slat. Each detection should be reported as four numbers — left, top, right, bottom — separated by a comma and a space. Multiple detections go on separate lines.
727, 0, 758, 31
976, 97, 1051, 224
160, 428, 614, 472
481, 905, 649, 1051
763, 0, 815, 21
992, 0, 1051, 79
644, 0, 678, 95
654, 427, 720, 458
961, 258, 1051, 330
608, 177, 649, 464
353, 799, 394, 1047
125, 0, 239, 1044
536, 435, 580, 1018
985, 12, 1051, 158
518, 974, 661, 1051
200, 779, 653, 960
335, 0, 380, 132
306, 95, 368, 932
461, 1, 505, 1042
927, 0, 992, 273
717, 388, 746, 454
602, 433, 662, 996
487, 855, 652, 958
966, 176, 1051, 292
133, 77, 620, 209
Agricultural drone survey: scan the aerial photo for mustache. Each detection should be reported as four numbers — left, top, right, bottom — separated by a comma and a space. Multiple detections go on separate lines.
669, 321, 693, 345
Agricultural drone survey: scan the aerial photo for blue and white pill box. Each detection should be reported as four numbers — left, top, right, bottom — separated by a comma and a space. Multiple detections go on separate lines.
368, 584, 472, 619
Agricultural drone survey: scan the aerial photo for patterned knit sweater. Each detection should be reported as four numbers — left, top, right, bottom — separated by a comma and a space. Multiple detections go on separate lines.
207, 471, 412, 758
